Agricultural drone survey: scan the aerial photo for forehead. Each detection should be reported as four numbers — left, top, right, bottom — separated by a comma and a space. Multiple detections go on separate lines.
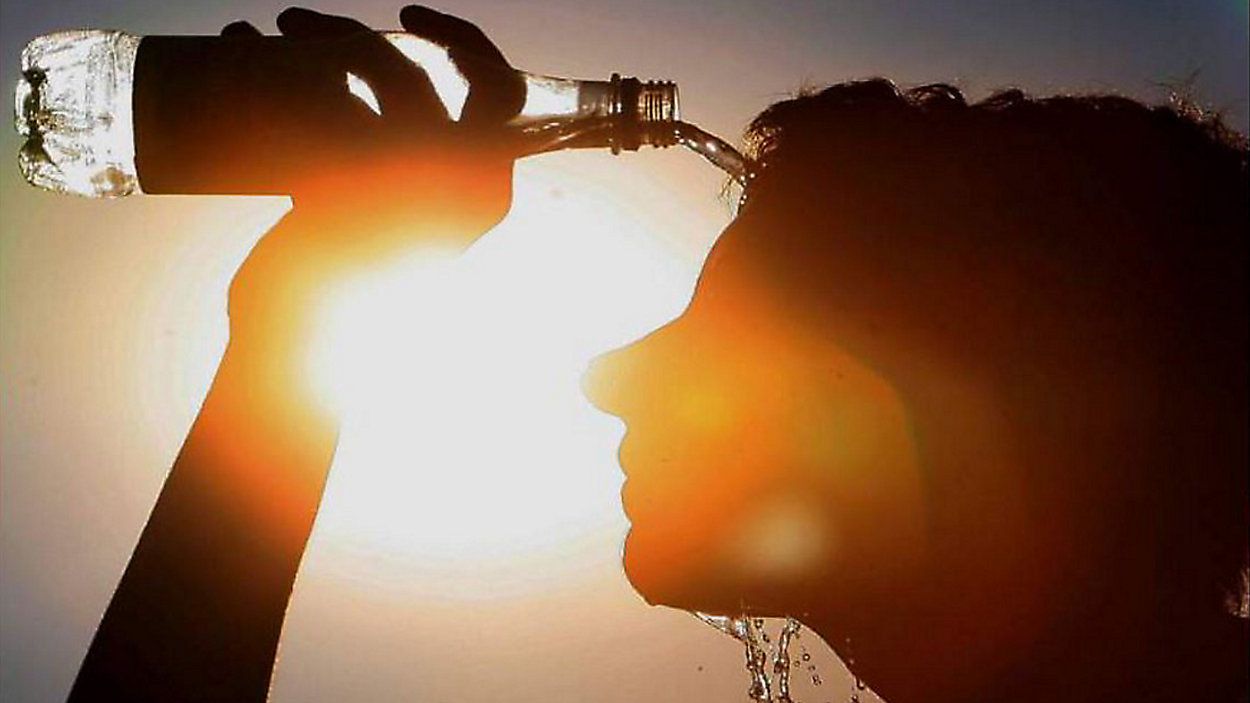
691, 180, 841, 316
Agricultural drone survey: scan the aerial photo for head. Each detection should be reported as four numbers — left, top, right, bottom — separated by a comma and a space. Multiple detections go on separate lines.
585, 80, 1247, 700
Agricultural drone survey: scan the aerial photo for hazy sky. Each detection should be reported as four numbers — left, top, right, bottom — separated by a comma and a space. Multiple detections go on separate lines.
2, 2, 1246, 702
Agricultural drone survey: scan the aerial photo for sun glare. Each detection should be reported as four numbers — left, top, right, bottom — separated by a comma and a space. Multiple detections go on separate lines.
305, 158, 706, 596
384, 33, 470, 120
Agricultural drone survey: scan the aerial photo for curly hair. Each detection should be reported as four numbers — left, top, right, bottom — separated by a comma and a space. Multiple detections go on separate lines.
744, 78, 1246, 190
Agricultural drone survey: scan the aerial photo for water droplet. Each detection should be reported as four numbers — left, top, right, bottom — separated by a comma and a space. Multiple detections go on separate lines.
692, 613, 814, 702
802, 652, 811, 662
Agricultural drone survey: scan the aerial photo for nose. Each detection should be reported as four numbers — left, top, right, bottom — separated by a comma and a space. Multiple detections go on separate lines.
581, 344, 634, 418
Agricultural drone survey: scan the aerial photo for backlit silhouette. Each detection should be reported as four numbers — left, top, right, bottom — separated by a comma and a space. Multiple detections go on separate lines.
60, 6, 1247, 702
585, 80, 1248, 702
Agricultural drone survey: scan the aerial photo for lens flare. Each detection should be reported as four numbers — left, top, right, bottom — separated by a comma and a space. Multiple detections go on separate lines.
303, 158, 704, 597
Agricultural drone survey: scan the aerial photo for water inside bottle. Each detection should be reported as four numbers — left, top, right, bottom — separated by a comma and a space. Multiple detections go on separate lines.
16, 30, 142, 197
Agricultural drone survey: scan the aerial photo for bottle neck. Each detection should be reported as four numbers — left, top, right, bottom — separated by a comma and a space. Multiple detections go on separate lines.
609, 74, 679, 152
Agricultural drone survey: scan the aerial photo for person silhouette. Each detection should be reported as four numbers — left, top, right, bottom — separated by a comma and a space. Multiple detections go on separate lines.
67, 7, 523, 701
584, 81, 1248, 702
64, 7, 1248, 702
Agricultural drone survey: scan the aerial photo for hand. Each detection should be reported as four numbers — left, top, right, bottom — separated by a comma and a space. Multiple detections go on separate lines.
225, 7, 524, 331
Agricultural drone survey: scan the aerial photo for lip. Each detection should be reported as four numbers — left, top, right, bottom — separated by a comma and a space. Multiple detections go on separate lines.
615, 429, 634, 478
619, 466, 639, 518
620, 480, 633, 521
615, 433, 637, 518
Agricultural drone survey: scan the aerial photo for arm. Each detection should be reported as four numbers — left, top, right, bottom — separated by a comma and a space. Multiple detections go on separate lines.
67, 7, 522, 701
69, 223, 336, 701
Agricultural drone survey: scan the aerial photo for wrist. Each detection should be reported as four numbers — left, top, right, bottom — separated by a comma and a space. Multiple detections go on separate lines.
193, 329, 338, 526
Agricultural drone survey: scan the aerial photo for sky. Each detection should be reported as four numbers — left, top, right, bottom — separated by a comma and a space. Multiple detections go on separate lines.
1, 2, 1247, 702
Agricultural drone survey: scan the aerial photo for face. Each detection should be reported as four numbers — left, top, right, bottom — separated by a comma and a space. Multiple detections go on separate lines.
583, 202, 928, 618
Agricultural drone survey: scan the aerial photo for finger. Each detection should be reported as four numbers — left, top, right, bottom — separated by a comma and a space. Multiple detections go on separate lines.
400, 6, 507, 65
276, 6, 370, 37
400, 5, 524, 125
221, 20, 264, 38
277, 7, 445, 124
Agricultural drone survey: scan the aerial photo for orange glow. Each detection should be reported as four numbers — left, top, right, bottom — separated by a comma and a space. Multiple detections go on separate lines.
585, 256, 926, 605
294, 157, 711, 592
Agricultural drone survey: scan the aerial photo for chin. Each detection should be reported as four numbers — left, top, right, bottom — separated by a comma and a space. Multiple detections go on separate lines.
621, 529, 667, 605
622, 528, 697, 610
622, 528, 761, 615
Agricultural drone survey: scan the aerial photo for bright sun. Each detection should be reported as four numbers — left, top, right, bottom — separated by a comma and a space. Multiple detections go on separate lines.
303, 157, 714, 596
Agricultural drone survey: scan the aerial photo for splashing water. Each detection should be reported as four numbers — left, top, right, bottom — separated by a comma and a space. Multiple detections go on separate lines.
774, 617, 801, 703
693, 613, 771, 701
692, 613, 807, 702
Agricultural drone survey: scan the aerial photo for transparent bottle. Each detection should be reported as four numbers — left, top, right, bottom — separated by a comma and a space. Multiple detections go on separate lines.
15, 30, 750, 198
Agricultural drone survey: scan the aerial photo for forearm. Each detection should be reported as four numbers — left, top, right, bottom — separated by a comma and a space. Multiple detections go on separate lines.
70, 323, 337, 702
66, 190, 494, 699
